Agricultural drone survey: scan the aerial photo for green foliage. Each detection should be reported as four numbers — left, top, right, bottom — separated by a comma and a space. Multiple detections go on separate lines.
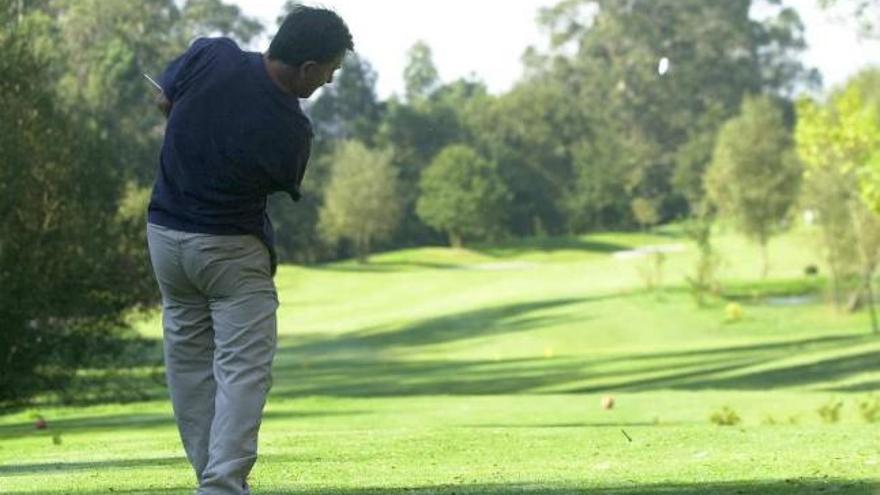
817, 399, 843, 423
468, 82, 578, 235
30, 0, 262, 182
724, 302, 744, 323
318, 141, 403, 262
636, 252, 667, 294
631, 198, 661, 229
0, 26, 157, 403
417, 145, 511, 247
797, 71, 880, 215
706, 95, 803, 277
709, 405, 742, 426
819, 0, 880, 39
271, 54, 385, 264
858, 395, 880, 423
309, 54, 383, 144
684, 212, 722, 306
0, 0, 257, 403
530, 0, 815, 229
721, 277, 826, 300
376, 79, 482, 247
796, 70, 880, 326
404, 40, 440, 102
564, 125, 655, 232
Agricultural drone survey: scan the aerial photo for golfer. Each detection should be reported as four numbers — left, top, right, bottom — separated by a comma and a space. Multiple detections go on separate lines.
145, 7, 352, 494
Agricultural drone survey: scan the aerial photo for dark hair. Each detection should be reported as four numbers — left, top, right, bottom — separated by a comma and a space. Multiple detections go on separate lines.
268, 5, 354, 67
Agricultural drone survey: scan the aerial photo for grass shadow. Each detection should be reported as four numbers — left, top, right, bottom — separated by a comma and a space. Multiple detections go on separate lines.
310, 261, 460, 273
280, 296, 607, 355
0, 456, 187, 476
474, 236, 631, 258
5, 478, 877, 494
266, 331, 879, 398
0, 410, 367, 441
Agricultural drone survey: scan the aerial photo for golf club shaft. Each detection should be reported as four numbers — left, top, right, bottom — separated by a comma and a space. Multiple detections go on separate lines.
143, 73, 163, 92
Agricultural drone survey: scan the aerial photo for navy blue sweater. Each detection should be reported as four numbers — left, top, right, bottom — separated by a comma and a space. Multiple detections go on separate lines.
148, 37, 312, 275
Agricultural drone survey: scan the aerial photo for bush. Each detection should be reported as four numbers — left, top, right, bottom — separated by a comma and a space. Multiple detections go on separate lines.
637, 251, 667, 293
709, 406, 741, 426
724, 302, 744, 323
721, 277, 825, 301
0, 29, 157, 405
417, 145, 511, 247
817, 399, 843, 423
858, 395, 880, 423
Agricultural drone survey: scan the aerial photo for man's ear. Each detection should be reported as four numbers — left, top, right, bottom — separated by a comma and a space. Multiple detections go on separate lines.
299, 60, 319, 78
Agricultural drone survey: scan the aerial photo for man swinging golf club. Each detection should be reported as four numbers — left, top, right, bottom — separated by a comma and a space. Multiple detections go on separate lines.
146, 6, 352, 494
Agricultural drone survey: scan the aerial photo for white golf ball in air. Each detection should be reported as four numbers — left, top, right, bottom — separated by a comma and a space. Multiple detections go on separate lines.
658, 57, 670, 75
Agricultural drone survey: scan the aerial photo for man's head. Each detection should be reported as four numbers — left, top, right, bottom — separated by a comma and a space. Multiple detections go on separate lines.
267, 5, 354, 98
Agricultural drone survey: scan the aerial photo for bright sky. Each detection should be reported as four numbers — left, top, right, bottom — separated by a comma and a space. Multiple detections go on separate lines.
229, 0, 880, 99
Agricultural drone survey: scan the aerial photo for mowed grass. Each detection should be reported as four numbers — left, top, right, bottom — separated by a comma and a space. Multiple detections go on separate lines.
3, 224, 880, 494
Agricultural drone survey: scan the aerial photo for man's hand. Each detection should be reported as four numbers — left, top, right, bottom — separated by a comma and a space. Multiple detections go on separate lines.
155, 92, 172, 118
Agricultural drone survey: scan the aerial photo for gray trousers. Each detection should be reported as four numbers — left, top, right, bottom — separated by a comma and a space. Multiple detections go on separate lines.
146, 223, 278, 495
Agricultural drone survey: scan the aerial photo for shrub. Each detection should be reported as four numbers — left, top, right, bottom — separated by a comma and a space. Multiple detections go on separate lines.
710, 406, 741, 426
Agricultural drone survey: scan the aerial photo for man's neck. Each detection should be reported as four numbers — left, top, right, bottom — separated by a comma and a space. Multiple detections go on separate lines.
263, 53, 296, 95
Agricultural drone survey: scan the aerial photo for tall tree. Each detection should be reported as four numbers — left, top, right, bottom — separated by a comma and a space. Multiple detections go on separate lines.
706, 95, 802, 278
467, 81, 583, 235
796, 69, 880, 331
32, 0, 263, 183
819, 0, 880, 39
271, 53, 385, 264
0, 21, 156, 402
524, 0, 816, 227
318, 141, 403, 262
404, 40, 440, 102
417, 145, 511, 247
377, 78, 485, 247
308, 53, 383, 145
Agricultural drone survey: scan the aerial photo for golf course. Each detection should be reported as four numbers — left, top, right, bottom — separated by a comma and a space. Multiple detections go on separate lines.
2, 225, 879, 494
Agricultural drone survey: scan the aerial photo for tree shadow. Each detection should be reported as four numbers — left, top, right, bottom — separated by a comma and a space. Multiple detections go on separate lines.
830, 379, 880, 392
310, 261, 460, 272
279, 296, 606, 355
679, 349, 880, 390
266, 330, 879, 398
11, 299, 878, 409
0, 410, 367, 441
473, 236, 631, 258
0, 456, 187, 476
269, 356, 589, 398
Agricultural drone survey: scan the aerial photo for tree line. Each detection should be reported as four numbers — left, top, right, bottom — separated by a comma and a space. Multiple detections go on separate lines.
3, 0, 879, 403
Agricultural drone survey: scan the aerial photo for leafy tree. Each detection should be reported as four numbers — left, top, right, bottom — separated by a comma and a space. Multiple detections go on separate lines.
27, 0, 263, 183
377, 78, 484, 247
819, 0, 880, 39
404, 40, 440, 102
308, 53, 383, 145
526, 0, 816, 228
271, 53, 386, 264
706, 95, 802, 278
796, 70, 880, 331
318, 141, 402, 262
631, 198, 661, 230
0, 0, 260, 402
0, 23, 156, 402
417, 145, 511, 247
466, 81, 580, 235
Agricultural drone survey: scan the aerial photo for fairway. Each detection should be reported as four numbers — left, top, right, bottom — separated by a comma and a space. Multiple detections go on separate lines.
2, 227, 880, 494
